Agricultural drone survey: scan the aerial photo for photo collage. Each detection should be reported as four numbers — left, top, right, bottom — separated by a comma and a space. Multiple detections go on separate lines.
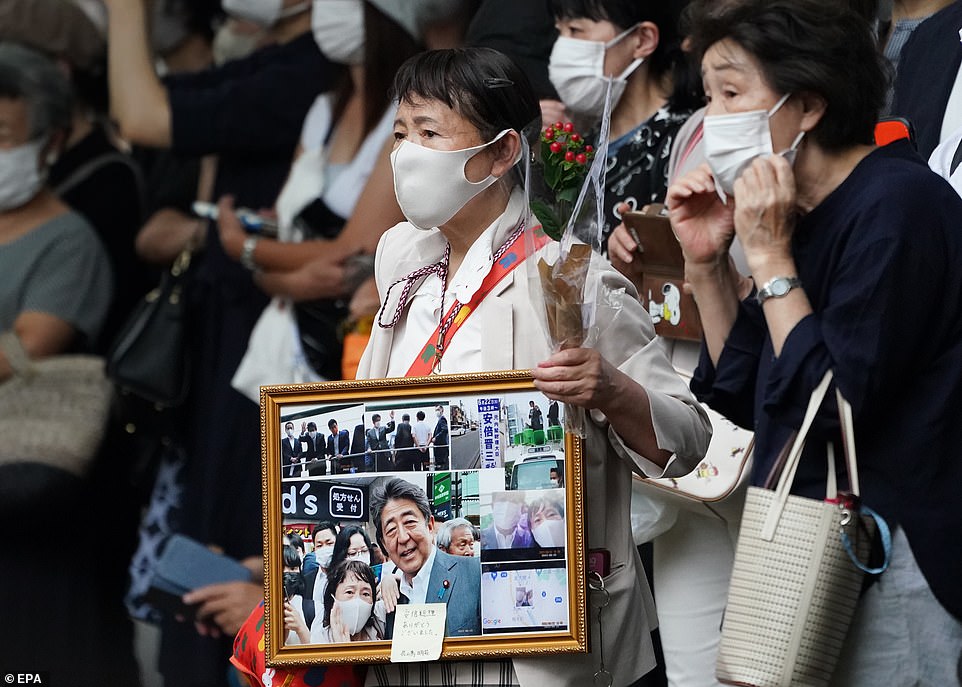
275, 389, 571, 646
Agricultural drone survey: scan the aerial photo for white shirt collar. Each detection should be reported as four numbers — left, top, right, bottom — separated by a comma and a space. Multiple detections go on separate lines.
448, 221, 498, 304
495, 529, 514, 548
398, 544, 437, 605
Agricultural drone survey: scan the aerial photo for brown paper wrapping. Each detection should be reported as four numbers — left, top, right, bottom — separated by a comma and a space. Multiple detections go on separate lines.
537, 243, 592, 350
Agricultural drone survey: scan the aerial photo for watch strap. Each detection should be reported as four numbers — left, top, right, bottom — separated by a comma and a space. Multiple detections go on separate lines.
240, 236, 260, 272
756, 276, 802, 304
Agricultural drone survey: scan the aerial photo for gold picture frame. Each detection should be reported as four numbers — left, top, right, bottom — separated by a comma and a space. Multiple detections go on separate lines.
261, 370, 587, 666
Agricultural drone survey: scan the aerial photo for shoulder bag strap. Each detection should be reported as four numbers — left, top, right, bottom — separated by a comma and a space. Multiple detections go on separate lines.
674, 121, 704, 179
760, 370, 834, 541
53, 151, 148, 218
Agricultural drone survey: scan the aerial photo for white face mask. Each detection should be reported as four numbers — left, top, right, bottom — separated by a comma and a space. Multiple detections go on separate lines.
312, 0, 365, 65
222, 0, 310, 27
548, 24, 643, 119
702, 93, 805, 202
549, 478, 559, 487
347, 551, 371, 565
335, 596, 373, 636
286, 428, 295, 437
0, 139, 47, 211
390, 129, 512, 230
316, 544, 334, 568
492, 501, 521, 532
308, 430, 317, 439
212, 21, 264, 66
531, 518, 565, 548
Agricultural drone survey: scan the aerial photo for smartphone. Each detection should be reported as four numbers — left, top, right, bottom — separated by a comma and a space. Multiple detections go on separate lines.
192, 200, 279, 237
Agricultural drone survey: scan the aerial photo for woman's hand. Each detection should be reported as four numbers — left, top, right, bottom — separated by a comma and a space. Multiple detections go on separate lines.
731, 155, 797, 275
531, 348, 619, 413
666, 163, 735, 268
329, 603, 351, 642
283, 600, 310, 644
378, 570, 401, 613
216, 195, 247, 262
254, 248, 352, 301
534, 348, 673, 466
183, 581, 263, 638
608, 222, 640, 267
607, 204, 645, 294
347, 276, 381, 322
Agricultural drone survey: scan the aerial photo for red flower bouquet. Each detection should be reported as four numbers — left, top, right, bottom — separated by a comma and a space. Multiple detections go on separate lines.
530, 121, 596, 241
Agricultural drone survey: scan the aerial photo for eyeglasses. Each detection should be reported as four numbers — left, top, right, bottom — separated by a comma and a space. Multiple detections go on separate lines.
347, 547, 369, 556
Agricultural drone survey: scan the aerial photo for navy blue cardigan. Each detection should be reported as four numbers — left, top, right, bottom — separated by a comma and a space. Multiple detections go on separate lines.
694, 141, 962, 621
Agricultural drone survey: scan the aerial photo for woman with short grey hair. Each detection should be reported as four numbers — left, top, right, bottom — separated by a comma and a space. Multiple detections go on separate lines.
0, 40, 117, 686
0, 41, 113, 380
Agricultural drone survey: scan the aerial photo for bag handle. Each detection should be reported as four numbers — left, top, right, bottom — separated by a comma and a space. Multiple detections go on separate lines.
771, 370, 834, 493
760, 369, 892, 572
0, 331, 34, 378
835, 387, 859, 495
836, 385, 892, 574
762, 370, 844, 540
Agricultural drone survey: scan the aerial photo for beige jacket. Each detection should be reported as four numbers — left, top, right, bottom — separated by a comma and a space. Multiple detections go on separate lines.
357, 189, 710, 687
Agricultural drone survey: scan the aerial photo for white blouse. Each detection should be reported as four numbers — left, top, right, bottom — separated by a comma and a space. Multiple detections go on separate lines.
384, 221, 505, 377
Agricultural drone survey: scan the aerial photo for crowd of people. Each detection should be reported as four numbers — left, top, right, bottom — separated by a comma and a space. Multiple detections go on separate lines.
267, 479, 485, 653
282, 406, 451, 477
2, 0, 962, 685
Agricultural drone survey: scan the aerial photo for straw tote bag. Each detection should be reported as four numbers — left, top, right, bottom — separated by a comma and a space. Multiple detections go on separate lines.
0, 332, 112, 477
716, 370, 891, 687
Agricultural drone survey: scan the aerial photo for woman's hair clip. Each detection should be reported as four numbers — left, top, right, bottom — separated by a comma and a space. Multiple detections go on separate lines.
484, 77, 514, 89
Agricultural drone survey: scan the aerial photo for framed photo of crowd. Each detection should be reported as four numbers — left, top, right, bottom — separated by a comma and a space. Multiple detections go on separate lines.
260, 370, 587, 666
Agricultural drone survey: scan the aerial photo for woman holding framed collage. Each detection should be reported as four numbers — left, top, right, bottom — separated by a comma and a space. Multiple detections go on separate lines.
353, 46, 709, 687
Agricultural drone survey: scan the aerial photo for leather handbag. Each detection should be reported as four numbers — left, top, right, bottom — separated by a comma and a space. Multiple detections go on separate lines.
629, 401, 752, 544
107, 249, 193, 407
716, 371, 891, 687
0, 332, 112, 477
622, 204, 703, 342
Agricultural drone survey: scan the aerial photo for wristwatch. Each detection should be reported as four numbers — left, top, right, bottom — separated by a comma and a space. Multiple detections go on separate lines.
240, 235, 260, 272
756, 276, 802, 304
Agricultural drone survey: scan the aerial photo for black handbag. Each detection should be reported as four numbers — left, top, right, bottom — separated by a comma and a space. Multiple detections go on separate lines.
107, 249, 193, 407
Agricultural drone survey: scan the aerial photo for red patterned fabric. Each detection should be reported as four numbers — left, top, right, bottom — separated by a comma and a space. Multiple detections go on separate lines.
231, 601, 366, 687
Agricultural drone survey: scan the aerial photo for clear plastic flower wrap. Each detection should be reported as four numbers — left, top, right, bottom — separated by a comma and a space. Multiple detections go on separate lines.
521, 85, 616, 435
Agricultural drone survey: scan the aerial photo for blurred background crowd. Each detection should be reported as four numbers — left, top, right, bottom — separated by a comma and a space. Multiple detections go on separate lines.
1, 0, 961, 686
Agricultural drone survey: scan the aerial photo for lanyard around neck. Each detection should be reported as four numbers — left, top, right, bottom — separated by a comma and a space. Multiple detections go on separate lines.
405, 222, 549, 377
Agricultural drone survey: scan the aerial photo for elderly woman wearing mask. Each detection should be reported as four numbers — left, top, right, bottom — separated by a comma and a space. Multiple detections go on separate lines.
0, 41, 119, 683
0, 43, 112, 377
672, 1, 962, 684
356, 46, 709, 687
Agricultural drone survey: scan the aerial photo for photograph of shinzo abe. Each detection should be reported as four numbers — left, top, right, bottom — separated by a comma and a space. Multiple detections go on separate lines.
270, 385, 576, 650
